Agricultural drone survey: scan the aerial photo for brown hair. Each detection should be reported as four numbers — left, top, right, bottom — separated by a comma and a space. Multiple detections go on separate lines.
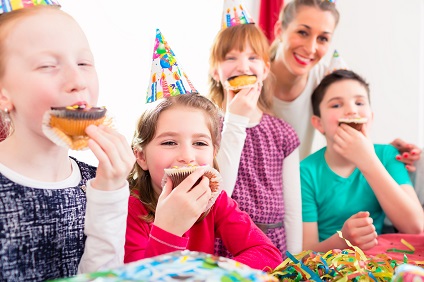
270, 0, 340, 61
0, 5, 61, 140
128, 93, 221, 222
311, 69, 370, 117
208, 24, 274, 115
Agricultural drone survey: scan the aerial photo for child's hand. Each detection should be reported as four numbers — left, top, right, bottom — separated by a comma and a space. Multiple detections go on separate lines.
154, 168, 212, 236
333, 124, 375, 168
391, 138, 421, 172
226, 83, 261, 120
341, 211, 377, 250
85, 124, 135, 191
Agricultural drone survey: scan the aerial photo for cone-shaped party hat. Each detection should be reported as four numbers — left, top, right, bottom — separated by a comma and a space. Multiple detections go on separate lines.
0, 0, 60, 15
221, 0, 254, 29
327, 50, 349, 74
146, 29, 198, 103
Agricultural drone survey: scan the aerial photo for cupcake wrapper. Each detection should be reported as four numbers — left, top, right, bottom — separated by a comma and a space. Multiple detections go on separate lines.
162, 164, 223, 212
42, 110, 113, 151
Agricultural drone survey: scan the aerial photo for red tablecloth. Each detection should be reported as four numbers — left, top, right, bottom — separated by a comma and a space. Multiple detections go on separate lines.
364, 233, 424, 262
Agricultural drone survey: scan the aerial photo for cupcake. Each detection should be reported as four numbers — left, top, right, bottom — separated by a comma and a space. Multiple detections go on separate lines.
338, 117, 367, 131
162, 164, 222, 211
224, 75, 257, 93
42, 104, 109, 150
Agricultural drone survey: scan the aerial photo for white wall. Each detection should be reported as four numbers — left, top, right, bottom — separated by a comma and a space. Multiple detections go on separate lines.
61, 1, 424, 165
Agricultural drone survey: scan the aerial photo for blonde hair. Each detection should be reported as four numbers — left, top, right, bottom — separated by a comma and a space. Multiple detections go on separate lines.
0, 5, 62, 140
270, 0, 340, 61
128, 94, 221, 222
208, 24, 274, 115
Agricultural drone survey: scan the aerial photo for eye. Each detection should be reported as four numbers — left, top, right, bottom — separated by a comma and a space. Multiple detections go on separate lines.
38, 64, 55, 70
318, 36, 329, 43
161, 141, 177, 146
298, 30, 308, 37
193, 141, 209, 147
330, 103, 341, 109
225, 55, 236, 61
356, 101, 365, 106
249, 55, 259, 60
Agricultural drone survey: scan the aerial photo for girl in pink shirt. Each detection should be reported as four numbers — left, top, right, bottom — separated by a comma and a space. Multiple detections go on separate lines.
124, 93, 282, 271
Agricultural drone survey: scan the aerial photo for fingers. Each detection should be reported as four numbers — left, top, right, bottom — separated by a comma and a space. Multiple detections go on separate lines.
158, 176, 173, 202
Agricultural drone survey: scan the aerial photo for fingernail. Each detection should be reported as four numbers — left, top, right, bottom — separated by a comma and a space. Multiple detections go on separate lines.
403, 153, 409, 158
395, 155, 401, 160
411, 150, 417, 155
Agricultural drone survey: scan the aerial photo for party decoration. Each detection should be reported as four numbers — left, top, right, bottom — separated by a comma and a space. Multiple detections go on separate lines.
326, 49, 349, 74
48, 251, 277, 282
146, 29, 198, 103
0, 0, 60, 15
221, 0, 255, 29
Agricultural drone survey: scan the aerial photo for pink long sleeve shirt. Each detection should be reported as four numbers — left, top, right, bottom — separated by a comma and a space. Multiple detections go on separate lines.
125, 191, 283, 271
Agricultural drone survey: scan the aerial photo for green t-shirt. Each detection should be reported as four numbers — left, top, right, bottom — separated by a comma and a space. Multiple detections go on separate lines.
301, 144, 412, 241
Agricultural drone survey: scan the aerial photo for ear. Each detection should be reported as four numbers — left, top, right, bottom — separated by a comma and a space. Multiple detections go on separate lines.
210, 68, 220, 84
134, 149, 149, 171
274, 20, 283, 40
311, 115, 325, 135
0, 87, 13, 111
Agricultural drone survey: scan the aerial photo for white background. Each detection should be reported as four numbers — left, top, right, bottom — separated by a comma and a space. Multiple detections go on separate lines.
59, 0, 424, 165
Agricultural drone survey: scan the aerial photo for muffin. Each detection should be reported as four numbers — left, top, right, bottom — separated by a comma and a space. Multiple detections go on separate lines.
225, 75, 257, 93
42, 104, 108, 150
338, 117, 368, 131
162, 164, 222, 212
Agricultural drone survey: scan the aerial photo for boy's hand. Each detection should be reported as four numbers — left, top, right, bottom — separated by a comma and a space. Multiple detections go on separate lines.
391, 138, 421, 172
226, 83, 261, 120
154, 168, 211, 236
333, 124, 375, 168
86, 124, 135, 191
341, 211, 377, 250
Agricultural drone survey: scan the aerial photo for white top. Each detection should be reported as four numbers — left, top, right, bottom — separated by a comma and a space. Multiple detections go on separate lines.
217, 112, 303, 254
273, 62, 327, 160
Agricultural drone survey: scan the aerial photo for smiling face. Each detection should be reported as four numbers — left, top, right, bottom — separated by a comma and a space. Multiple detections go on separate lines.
0, 7, 98, 138
275, 6, 336, 77
136, 106, 215, 195
312, 79, 373, 140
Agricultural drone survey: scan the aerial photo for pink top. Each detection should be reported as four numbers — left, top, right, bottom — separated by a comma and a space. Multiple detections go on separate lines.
125, 190, 283, 271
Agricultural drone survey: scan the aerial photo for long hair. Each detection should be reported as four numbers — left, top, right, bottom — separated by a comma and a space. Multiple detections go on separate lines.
270, 0, 340, 61
208, 24, 274, 115
128, 94, 222, 222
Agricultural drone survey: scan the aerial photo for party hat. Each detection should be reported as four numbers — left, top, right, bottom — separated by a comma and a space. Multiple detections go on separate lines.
326, 50, 349, 74
0, 0, 60, 15
221, 0, 255, 29
146, 29, 198, 103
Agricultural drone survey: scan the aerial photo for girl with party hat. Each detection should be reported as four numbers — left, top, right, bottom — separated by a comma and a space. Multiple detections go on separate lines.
209, 0, 303, 258
0, 3, 135, 281
124, 31, 283, 272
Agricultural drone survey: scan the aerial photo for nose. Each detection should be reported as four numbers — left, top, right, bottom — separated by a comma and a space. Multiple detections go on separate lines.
344, 102, 358, 117
305, 37, 317, 55
237, 57, 250, 74
64, 65, 87, 94
177, 144, 196, 165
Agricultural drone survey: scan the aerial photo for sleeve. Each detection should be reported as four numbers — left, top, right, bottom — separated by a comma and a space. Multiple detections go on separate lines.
216, 112, 249, 196
77, 180, 129, 273
300, 160, 318, 223
383, 145, 413, 186
124, 196, 188, 263
282, 148, 303, 254
215, 192, 283, 271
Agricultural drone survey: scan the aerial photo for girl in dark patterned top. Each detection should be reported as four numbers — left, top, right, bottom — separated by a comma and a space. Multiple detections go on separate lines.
0, 4, 135, 282
208, 18, 302, 256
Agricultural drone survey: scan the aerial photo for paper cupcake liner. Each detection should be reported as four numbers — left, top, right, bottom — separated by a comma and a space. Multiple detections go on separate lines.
162, 164, 223, 212
42, 110, 113, 151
